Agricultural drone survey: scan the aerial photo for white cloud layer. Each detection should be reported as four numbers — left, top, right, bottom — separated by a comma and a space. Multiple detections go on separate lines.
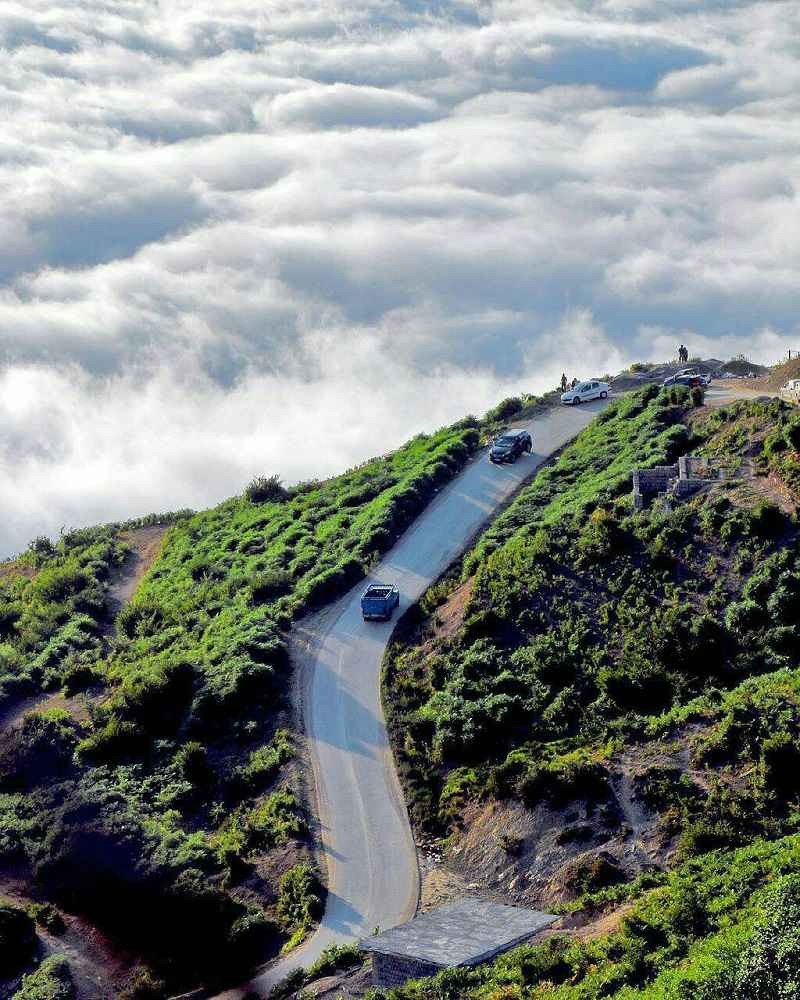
0, 0, 799, 555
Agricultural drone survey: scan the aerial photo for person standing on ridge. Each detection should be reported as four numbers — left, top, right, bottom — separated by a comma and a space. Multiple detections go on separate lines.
560, 373, 568, 392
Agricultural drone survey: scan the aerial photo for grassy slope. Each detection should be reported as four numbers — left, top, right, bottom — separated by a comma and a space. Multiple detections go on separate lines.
381, 389, 800, 998
0, 417, 487, 992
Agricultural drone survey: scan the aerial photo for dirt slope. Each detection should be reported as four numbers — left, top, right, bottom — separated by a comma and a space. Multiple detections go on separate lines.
107, 525, 167, 612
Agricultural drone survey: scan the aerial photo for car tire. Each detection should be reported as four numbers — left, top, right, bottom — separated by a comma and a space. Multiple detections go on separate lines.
601, 391, 608, 399
574, 396, 582, 404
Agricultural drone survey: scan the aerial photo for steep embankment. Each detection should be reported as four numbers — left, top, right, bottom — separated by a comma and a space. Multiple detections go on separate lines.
382, 388, 800, 998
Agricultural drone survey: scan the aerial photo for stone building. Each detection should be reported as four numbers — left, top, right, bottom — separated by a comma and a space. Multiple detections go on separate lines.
359, 899, 557, 988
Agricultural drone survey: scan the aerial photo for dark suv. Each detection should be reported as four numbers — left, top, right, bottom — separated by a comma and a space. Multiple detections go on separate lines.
489, 429, 532, 463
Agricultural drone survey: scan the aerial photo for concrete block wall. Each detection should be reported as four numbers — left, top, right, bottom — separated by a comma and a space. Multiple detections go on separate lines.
674, 478, 705, 497
372, 953, 444, 987
634, 465, 679, 492
633, 465, 679, 509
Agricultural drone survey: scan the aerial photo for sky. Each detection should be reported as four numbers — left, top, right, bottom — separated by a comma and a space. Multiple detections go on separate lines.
1, 0, 799, 556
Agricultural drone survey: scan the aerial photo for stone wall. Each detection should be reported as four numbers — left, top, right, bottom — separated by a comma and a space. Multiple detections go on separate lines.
371, 952, 443, 987
632, 454, 751, 509
633, 465, 679, 509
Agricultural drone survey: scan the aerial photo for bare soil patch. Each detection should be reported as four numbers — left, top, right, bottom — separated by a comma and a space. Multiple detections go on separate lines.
0, 560, 36, 582
423, 727, 727, 921
426, 578, 474, 647
0, 690, 92, 733
108, 525, 168, 612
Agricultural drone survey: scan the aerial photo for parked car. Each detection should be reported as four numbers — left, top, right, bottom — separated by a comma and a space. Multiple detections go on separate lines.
662, 369, 712, 387
560, 381, 610, 405
489, 429, 532, 463
360, 584, 400, 621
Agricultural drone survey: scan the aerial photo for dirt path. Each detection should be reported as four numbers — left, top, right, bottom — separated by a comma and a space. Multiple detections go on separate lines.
609, 770, 652, 870
107, 525, 168, 613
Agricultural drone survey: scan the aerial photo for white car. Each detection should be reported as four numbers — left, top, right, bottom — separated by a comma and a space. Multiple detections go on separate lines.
561, 380, 610, 405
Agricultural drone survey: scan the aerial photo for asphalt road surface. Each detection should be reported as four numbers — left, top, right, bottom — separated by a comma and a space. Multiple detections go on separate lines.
217, 397, 611, 999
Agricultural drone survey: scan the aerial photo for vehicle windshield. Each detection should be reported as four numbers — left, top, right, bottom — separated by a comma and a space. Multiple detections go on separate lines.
495, 436, 515, 447
578, 384, 589, 391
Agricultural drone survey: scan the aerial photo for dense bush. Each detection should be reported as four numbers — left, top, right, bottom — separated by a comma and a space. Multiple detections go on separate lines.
244, 475, 289, 504
12, 955, 74, 1000
0, 527, 128, 706
276, 864, 323, 940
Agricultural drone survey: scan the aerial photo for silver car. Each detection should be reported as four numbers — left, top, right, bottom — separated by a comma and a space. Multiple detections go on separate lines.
561, 380, 610, 405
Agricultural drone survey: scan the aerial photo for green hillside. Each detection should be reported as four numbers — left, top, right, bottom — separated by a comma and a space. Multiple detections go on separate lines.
382, 387, 800, 999
0, 417, 482, 993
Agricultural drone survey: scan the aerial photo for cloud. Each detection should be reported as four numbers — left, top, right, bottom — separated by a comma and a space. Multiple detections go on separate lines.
0, 310, 626, 557
0, 0, 798, 555
264, 83, 441, 129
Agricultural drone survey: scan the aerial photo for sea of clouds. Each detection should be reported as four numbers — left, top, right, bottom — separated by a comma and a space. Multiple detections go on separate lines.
1, 0, 798, 555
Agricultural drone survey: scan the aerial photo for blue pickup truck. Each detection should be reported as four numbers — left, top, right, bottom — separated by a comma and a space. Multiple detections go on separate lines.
360, 584, 400, 621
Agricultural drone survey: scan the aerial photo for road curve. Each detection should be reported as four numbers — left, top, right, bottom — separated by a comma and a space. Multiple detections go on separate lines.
218, 399, 611, 998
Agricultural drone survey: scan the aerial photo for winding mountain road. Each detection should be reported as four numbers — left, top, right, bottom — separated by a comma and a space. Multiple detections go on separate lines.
218, 399, 612, 999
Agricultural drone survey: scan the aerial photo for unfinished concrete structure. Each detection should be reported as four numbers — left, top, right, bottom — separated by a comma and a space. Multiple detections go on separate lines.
359, 899, 557, 988
632, 455, 748, 510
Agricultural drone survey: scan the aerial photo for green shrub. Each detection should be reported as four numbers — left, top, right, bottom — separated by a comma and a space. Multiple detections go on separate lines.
25, 902, 64, 934
485, 396, 523, 423
786, 419, 800, 451
729, 874, 800, 998
248, 568, 291, 604
519, 750, 609, 807
236, 730, 293, 791
244, 475, 289, 504
245, 790, 306, 849
12, 955, 74, 1000
117, 598, 165, 640
572, 852, 625, 894
276, 864, 322, 935
209, 816, 248, 870
118, 968, 167, 1000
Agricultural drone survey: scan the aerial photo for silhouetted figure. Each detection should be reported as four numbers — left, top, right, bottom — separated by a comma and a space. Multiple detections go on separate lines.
571, 377, 578, 389
678, 344, 689, 363
560, 373, 568, 392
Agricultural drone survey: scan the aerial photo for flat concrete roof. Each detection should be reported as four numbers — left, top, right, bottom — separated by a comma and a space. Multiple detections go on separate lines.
359, 899, 557, 969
